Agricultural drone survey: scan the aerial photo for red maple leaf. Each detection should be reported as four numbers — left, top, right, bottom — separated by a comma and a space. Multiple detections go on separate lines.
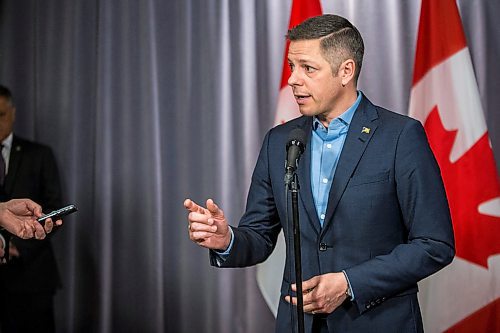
424, 107, 500, 268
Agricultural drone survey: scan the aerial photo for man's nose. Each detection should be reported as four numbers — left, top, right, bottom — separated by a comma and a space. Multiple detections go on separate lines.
288, 69, 303, 87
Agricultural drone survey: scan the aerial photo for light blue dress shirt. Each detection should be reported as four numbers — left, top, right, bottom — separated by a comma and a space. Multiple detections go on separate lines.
311, 92, 361, 226
310, 92, 361, 300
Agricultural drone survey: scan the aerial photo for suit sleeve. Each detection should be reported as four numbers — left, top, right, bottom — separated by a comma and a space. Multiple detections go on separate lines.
345, 119, 455, 313
210, 130, 282, 267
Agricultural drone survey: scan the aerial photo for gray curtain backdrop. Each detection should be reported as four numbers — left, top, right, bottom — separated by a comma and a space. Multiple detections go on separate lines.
0, 0, 498, 332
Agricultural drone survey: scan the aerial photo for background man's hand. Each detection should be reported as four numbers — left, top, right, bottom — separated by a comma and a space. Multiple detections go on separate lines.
184, 198, 231, 251
0, 199, 59, 239
285, 272, 348, 314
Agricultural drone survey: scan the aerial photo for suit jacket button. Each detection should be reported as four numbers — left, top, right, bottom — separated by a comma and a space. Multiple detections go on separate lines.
319, 243, 327, 251
365, 304, 371, 309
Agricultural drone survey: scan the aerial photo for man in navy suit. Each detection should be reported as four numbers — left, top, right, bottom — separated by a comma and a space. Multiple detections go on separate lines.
185, 15, 454, 332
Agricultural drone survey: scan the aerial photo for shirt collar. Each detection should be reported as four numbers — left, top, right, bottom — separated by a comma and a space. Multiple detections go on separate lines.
313, 91, 362, 130
1, 132, 13, 150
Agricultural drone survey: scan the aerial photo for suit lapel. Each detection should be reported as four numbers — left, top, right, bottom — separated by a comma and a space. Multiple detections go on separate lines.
321, 96, 379, 234
295, 117, 321, 235
4, 136, 23, 194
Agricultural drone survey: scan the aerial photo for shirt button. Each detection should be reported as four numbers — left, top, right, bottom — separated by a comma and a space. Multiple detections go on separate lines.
320, 214, 325, 220
322, 178, 328, 184
326, 143, 332, 149
319, 243, 327, 251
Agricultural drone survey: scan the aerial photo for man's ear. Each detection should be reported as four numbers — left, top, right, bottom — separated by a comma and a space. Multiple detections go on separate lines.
339, 59, 355, 86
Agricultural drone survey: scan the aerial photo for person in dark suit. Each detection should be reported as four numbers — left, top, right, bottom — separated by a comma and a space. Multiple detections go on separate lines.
184, 15, 454, 332
0, 85, 62, 333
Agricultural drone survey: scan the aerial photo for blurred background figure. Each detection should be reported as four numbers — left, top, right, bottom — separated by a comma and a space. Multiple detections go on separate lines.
0, 85, 63, 333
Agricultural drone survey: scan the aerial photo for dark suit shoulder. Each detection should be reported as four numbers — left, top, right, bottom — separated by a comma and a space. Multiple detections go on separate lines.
13, 136, 55, 155
373, 105, 421, 129
269, 115, 309, 134
266, 116, 313, 148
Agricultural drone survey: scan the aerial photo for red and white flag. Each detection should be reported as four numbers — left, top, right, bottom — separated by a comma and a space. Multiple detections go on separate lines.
409, 0, 500, 332
257, 0, 322, 316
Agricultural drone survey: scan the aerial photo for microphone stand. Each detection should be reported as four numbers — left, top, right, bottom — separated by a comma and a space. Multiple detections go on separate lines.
288, 172, 304, 333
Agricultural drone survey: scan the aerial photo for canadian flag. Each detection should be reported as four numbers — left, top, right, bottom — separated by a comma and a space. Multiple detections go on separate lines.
256, 0, 322, 316
409, 0, 500, 332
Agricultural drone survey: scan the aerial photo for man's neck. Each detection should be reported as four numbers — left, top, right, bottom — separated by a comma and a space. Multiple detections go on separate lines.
318, 90, 358, 127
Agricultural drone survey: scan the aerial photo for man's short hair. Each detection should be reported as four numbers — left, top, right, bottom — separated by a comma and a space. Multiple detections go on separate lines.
0, 85, 13, 104
287, 14, 364, 82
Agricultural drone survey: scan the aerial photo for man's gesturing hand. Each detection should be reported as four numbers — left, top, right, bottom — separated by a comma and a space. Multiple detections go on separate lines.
285, 272, 348, 314
184, 198, 231, 251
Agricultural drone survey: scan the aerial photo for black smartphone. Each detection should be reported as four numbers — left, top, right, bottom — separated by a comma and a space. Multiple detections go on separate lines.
37, 204, 78, 224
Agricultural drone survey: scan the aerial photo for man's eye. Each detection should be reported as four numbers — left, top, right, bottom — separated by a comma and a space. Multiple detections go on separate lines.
288, 63, 295, 72
304, 65, 315, 73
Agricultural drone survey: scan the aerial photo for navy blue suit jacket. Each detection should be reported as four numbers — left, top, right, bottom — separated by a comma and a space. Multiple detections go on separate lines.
212, 95, 455, 332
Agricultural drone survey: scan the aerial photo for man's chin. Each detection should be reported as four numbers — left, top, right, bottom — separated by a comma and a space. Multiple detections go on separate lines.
297, 106, 316, 117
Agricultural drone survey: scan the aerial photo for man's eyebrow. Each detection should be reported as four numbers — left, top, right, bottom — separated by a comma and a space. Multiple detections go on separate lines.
288, 58, 317, 64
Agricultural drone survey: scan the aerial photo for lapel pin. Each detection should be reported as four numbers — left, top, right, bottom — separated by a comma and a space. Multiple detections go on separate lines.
361, 127, 371, 134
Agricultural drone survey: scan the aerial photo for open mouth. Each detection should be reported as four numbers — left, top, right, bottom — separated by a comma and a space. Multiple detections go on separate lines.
294, 94, 311, 104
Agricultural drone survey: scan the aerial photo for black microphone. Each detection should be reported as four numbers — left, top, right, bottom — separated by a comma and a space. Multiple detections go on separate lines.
284, 128, 306, 185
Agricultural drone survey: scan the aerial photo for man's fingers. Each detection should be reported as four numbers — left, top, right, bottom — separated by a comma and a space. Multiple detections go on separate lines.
291, 282, 316, 292
298, 276, 319, 292
184, 199, 207, 214
190, 221, 217, 233
19, 222, 34, 239
44, 219, 54, 233
32, 222, 46, 239
183, 199, 198, 212
185, 197, 230, 251
188, 212, 213, 225
22, 199, 43, 217
206, 199, 223, 217
285, 294, 314, 305
285, 296, 318, 314
191, 231, 216, 240
184, 198, 223, 218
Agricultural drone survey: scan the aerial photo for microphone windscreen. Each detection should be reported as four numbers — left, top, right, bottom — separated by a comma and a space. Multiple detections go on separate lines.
288, 128, 306, 143
284, 128, 307, 184
287, 128, 307, 152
